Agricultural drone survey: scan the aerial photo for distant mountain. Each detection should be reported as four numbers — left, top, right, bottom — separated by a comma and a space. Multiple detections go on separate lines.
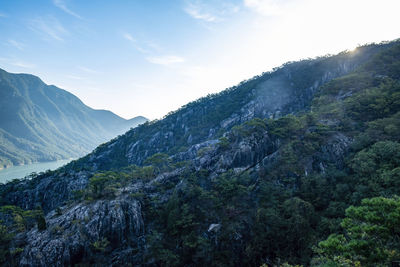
0, 68, 147, 169
2, 40, 400, 266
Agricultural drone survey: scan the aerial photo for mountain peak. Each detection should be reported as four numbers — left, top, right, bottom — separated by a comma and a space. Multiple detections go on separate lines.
0, 69, 146, 168
1, 39, 400, 266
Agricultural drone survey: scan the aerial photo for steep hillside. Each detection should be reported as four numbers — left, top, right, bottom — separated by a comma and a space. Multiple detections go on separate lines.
74, 42, 389, 171
0, 40, 400, 266
0, 69, 147, 169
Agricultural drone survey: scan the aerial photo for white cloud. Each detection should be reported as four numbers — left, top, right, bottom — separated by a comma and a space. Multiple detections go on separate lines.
0, 12, 7, 18
7, 39, 25, 50
184, 2, 219, 22
123, 33, 135, 42
12, 61, 36, 68
243, 0, 293, 16
0, 57, 36, 69
53, 0, 82, 19
145, 41, 162, 52
122, 32, 183, 66
184, 0, 240, 22
122, 32, 150, 54
146, 55, 185, 66
29, 16, 68, 41
65, 74, 84, 80
77, 66, 100, 74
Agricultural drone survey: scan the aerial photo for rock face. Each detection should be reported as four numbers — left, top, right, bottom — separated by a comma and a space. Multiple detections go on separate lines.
0, 41, 398, 266
82, 43, 383, 171
2, 170, 90, 213
18, 198, 143, 266
320, 133, 353, 169
188, 130, 276, 176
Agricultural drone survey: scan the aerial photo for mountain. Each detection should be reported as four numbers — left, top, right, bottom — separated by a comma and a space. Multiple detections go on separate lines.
0, 68, 148, 169
0, 40, 400, 266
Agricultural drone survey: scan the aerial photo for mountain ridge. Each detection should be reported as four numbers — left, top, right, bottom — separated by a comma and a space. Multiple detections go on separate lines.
74, 41, 392, 171
1, 39, 400, 266
0, 68, 148, 169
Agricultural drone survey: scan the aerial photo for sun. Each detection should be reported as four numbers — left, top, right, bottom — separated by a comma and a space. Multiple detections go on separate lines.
348, 44, 359, 53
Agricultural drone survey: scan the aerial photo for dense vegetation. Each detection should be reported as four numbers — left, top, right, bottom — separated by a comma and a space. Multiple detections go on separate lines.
136, 43, 400, 266
72, 43, 385, 171
0, 68, 147, 169
314, 196, 400, 266
0, 41, 400, 266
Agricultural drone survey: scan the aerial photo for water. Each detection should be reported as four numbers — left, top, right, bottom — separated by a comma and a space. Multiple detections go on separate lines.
0, 159, 73, 184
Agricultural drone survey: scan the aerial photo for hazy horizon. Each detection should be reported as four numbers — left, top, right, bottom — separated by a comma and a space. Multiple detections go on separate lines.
1, 0, 400, 120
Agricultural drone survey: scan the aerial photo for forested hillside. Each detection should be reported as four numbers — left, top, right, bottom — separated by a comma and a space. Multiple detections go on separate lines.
0, 40, 399, 266
0, 69, 147, 169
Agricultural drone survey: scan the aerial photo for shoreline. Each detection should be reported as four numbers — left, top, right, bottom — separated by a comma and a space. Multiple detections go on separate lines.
0, 159, 74, 184
0, 158, 75, 171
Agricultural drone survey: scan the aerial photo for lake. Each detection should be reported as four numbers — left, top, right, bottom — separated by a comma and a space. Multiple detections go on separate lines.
0, 159, 73, 184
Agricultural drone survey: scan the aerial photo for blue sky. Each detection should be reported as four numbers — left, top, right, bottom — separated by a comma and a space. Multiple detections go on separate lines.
1, 0, 399, 119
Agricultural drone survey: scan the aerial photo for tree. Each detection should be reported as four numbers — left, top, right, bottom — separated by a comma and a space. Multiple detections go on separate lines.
0, 224, 12, 264
89, 172, 119, 199
314, 196, 400, 266
144, 153, 171, 174
37, 213, 47, 231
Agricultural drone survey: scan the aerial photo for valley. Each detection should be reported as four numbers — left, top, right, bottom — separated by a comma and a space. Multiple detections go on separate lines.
0, 68, 147, 171
0, 40, 399, 266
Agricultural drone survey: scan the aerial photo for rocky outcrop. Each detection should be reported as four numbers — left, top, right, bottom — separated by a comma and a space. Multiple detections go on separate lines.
0, 41, 397, 266
1, 170, 90, 213
319, 133, 353, 169
81, 43, 385, 172
17, 198, 143, 266
1, 43, 386, 216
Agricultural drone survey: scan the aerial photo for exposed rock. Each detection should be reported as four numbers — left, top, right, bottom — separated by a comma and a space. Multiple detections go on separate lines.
320, 133, 352, 168
0, 42, 393, 266
18, 198, 144, 266
208, 224, 221, 233
2, 171, 90, 213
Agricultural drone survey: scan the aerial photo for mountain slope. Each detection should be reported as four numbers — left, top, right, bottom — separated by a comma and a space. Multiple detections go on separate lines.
0, 69, 147, 169
1, 40, 400, 266
76, 42, 390, 170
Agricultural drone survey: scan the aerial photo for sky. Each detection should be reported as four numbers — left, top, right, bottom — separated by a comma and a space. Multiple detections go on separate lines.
0, 0, 399, 120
